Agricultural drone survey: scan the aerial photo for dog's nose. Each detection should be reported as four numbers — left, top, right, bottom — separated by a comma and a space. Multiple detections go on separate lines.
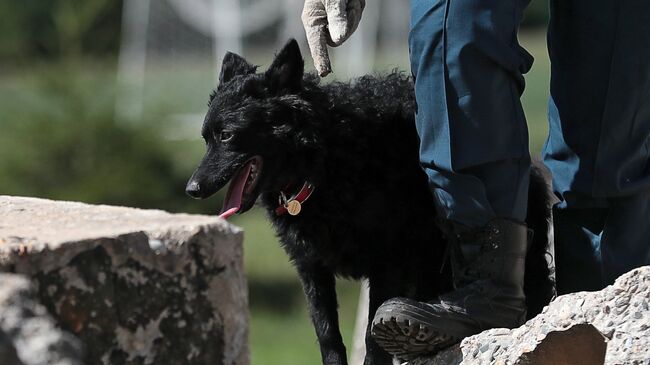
185, 180, 202, 199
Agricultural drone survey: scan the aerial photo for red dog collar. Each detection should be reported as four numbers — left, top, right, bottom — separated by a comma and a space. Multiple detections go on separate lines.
276, 182, 315, 216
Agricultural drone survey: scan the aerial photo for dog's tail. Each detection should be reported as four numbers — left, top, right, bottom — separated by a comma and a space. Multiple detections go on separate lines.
524, 161, 557, 319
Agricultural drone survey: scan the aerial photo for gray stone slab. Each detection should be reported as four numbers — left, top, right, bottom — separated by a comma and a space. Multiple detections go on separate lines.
0, 196, 248, 365
0, 273, 82, 365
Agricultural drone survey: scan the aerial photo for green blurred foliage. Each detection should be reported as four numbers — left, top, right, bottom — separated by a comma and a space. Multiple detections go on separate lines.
0, 0, 549, 65
0, 63, 213, 214
0, 0, 122, 63
523, 0, 550, 29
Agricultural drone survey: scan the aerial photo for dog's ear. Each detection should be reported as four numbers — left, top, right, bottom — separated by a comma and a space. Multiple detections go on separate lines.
219, 52, 257, 85
265, 39, 304, 93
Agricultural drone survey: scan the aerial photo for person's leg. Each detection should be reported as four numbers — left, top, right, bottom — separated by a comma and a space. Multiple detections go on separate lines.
544, 0, 650, 294
371, 0, 534, 358
409, 0, 533, 228
554, 193, 650, 294
553, 202, 608, 295
542, 0, 622, 200
601, 193, 650, 285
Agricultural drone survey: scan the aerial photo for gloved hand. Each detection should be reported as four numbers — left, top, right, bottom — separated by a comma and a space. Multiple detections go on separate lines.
301, 0, 365, 77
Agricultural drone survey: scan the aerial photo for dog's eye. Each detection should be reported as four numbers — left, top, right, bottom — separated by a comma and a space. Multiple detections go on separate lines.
220, 131, 234, 142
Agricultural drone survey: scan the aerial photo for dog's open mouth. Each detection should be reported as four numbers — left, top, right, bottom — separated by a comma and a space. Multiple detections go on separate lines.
219, 156, 263, 219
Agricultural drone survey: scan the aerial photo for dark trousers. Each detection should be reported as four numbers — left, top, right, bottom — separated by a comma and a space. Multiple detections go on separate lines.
554, 193, 650, 294
545, 0, 650, 291
410, 0, 650, 291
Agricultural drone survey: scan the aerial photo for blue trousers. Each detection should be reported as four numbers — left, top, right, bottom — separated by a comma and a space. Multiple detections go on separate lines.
410, 0, 534, 227
411, 0, 650, 291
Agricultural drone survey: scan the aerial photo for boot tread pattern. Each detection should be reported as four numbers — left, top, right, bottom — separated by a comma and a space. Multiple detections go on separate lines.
371, 316, 457, 360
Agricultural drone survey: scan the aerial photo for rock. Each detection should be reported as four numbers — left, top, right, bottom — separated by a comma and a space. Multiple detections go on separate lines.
0, 273, 83, 365
414, 266, 650, 365
0, 329, 24, 365
517, 324, 606, 365
0, 196, 248, 365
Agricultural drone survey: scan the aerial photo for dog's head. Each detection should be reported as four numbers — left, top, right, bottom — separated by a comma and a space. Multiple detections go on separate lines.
186, 39, 322, 218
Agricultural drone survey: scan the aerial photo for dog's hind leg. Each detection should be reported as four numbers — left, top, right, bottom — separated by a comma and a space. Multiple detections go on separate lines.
524, 163, 557, 318
296, 262, 348, 365
363, 276, 403, 365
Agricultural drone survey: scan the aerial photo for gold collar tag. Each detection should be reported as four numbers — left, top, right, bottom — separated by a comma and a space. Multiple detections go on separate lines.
286, 200, 302, 216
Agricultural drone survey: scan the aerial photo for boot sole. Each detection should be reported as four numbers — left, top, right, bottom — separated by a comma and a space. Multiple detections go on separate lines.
371, 300, 463, 360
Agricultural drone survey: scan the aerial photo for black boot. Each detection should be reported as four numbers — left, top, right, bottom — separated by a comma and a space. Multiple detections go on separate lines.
371, 218, 530, 360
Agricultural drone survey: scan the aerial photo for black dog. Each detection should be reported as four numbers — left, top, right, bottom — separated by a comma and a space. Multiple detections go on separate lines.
186, 39, 554, 365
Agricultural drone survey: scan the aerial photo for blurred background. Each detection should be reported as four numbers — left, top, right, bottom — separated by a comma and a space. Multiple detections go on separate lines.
0, 0, 549, 363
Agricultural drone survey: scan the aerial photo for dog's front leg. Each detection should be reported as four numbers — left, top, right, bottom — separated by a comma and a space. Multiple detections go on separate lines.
296, 262, 348, 365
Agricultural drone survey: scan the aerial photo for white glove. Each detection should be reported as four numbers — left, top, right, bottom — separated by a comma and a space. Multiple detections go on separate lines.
301, 0, 365, 77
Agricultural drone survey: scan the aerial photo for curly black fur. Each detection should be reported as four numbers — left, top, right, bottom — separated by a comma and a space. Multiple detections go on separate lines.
186, 39, 554, 365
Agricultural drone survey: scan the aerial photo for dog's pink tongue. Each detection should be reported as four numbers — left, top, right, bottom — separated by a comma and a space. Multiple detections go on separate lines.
219, 162, 252, 219
219, 207, 239, 219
